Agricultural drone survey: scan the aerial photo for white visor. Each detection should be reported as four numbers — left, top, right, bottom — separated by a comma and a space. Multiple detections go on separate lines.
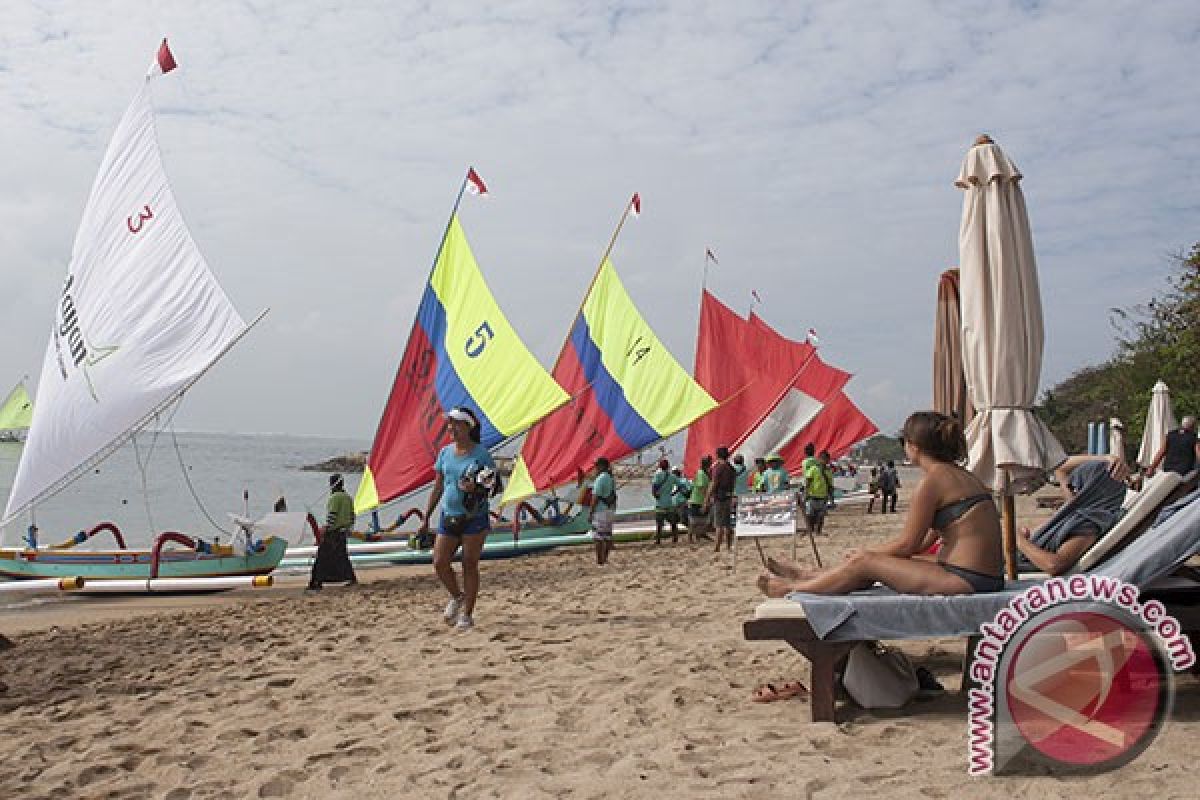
446, 408, 476, 425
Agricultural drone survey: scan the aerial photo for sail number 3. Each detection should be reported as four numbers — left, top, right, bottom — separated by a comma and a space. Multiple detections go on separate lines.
126, 204, 154, 234
465, 321, 495, 358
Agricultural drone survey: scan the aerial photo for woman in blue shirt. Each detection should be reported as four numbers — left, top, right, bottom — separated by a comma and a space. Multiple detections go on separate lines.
417, 407, 497, 631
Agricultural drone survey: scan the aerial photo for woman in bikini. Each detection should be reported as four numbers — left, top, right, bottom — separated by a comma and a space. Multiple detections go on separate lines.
757, 410, 1004, 597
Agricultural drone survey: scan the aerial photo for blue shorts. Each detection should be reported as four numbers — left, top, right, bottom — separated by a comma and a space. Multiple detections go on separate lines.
438, 513, 491, 537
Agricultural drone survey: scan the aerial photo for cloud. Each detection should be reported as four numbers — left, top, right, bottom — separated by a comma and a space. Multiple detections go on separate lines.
0, 1, 1197, 441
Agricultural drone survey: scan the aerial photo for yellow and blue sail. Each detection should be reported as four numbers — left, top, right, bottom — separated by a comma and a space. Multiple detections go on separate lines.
503, 258, 716, 504
355, 215, 568, 512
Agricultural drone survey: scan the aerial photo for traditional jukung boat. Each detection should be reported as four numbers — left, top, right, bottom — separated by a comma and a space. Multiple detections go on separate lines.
0, 42, 281, 587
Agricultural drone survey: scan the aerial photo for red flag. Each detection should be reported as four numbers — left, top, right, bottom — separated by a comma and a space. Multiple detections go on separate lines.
149, 39, 177, 77
629, 193, 641, 217
465, 167, 488, 196
705, 248, 719, 264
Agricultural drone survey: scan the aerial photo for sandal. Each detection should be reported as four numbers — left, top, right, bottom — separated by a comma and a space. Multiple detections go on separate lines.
751, 681, 809, 703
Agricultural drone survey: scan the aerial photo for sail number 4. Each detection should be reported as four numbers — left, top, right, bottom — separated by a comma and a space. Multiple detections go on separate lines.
465, 321, 495, 358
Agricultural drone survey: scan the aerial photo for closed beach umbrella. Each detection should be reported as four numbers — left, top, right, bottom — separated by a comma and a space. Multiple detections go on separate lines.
1137, 380, 1176, 468
1109, 418, 1125, 461
956, 135, 1067, 576
932, 268, 974, 425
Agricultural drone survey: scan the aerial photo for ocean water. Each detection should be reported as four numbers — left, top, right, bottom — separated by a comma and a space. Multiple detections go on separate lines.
0, 432, 371, 550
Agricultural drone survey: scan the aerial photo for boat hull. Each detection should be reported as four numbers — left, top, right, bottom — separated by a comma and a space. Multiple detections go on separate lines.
0, 537, 287, 581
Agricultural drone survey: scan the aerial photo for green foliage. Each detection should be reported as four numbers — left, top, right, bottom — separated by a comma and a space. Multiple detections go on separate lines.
1038, 243, 1200, 463
854, 434, 906, 464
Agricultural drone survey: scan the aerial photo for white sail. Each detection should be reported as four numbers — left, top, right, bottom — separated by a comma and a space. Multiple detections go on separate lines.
736, 388, 823, 460
3, 70, 246, 522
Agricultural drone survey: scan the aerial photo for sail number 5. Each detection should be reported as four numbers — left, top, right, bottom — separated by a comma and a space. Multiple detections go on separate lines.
465, 321, 495, 358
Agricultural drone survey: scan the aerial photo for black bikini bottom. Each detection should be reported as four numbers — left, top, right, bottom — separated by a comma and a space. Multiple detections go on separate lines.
940, 562, 1005, 593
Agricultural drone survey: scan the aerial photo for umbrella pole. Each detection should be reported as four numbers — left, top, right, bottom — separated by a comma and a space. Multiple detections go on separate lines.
1002, 492, 1017, 580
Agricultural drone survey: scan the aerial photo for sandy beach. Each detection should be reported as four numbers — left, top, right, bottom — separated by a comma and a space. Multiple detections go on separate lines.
1, 491, 1197, 799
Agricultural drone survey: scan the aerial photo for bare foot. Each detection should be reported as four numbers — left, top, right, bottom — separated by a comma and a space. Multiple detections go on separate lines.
756, 572, 796, 598
766, 556, 810, 580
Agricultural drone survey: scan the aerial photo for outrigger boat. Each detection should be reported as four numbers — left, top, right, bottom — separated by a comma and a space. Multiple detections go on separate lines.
0, 42, 280, 587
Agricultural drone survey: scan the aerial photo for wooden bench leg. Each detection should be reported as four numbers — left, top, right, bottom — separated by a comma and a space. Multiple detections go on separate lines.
787, 640, 853, 723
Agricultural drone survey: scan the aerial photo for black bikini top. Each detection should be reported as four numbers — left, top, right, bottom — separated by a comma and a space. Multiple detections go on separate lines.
932, 492, 993, 531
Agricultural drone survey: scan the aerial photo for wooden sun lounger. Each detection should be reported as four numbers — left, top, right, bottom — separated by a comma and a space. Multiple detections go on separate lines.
744, 582, 1200, 723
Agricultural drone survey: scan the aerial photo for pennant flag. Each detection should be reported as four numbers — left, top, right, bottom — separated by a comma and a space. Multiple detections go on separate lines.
705, 248, 719, 265
778, 391, 878, 468
684, 292, 848, 472
354, 215, 569, 512
629, 193, 641, 217
465, 167, 488, 196
807, 327, 820, 346
502, 258, 715, 505
751, 289, 762, 304
148, 39, 177, 77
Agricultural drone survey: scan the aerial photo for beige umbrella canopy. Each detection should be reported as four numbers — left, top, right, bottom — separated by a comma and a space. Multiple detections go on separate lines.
932, 268, 975, 425
957, 135, 1066, 496
1137, 380, 1177, 467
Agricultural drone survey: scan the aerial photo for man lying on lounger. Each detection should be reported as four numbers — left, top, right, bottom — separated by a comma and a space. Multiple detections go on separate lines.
1015, 453, 1129, 576
758, 411, 1005, 597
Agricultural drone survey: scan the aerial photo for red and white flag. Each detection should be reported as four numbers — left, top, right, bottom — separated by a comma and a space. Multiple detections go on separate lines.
147, 39, 177, 78
807, 328, 820, 346
705, 248, 719, 265
629, 192, 641, 217
465, 167, 488, 196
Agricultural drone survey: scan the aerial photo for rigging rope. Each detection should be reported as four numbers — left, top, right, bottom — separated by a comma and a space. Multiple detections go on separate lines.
169, 424, 233, 537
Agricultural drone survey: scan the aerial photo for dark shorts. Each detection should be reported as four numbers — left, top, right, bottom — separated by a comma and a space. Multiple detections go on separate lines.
712, 498, 733, 527
805, 497, 828, 518
438, 513, 490, 537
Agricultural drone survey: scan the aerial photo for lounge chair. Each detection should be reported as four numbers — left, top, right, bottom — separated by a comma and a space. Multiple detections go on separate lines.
1018, 470, 1197, 579
743, 491, 1200, 722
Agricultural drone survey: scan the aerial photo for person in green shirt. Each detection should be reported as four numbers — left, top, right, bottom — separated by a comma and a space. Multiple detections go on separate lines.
751, 457, 768, 492
804, 451, 832, 534
307, 473, 358, 591
733, 454, 751, 495
763, 454, 790, 493
590, 457, 617, 565
651, 459, 681, 544
688, 455, 713, 541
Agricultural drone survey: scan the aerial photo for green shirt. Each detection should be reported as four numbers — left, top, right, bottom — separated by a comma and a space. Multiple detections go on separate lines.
689, 469, 710, 505
592, 471, 616, 510
764, 467, 790, 493
651, 469, 677, 510
326, 490, 355, 531
805, 462, 831, 499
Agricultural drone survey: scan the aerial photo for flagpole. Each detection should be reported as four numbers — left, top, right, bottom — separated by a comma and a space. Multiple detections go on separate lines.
546, 193, 639, 369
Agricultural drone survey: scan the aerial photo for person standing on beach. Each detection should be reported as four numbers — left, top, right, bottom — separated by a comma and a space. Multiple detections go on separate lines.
416, 407, 497, 631
804, 452, 832, 535
689, 455, 713, 541
751, 457, 768, 492
707, 446, 736, 552
671, 467, 691, 534
879, 460, 900, 513
589, 457, 617, 564
763, 454, 790, 493
866, 467, 880, 514
732, 454, 750, 496
307, 474, 357, 591
1146, 415, 1200, 477
651, 459, 681, 544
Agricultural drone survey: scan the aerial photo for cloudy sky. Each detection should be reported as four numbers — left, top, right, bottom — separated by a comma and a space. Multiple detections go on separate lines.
2, 1, 1197, 441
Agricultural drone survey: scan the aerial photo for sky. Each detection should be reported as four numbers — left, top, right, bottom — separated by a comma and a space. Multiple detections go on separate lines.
1, 1, 1198, 442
